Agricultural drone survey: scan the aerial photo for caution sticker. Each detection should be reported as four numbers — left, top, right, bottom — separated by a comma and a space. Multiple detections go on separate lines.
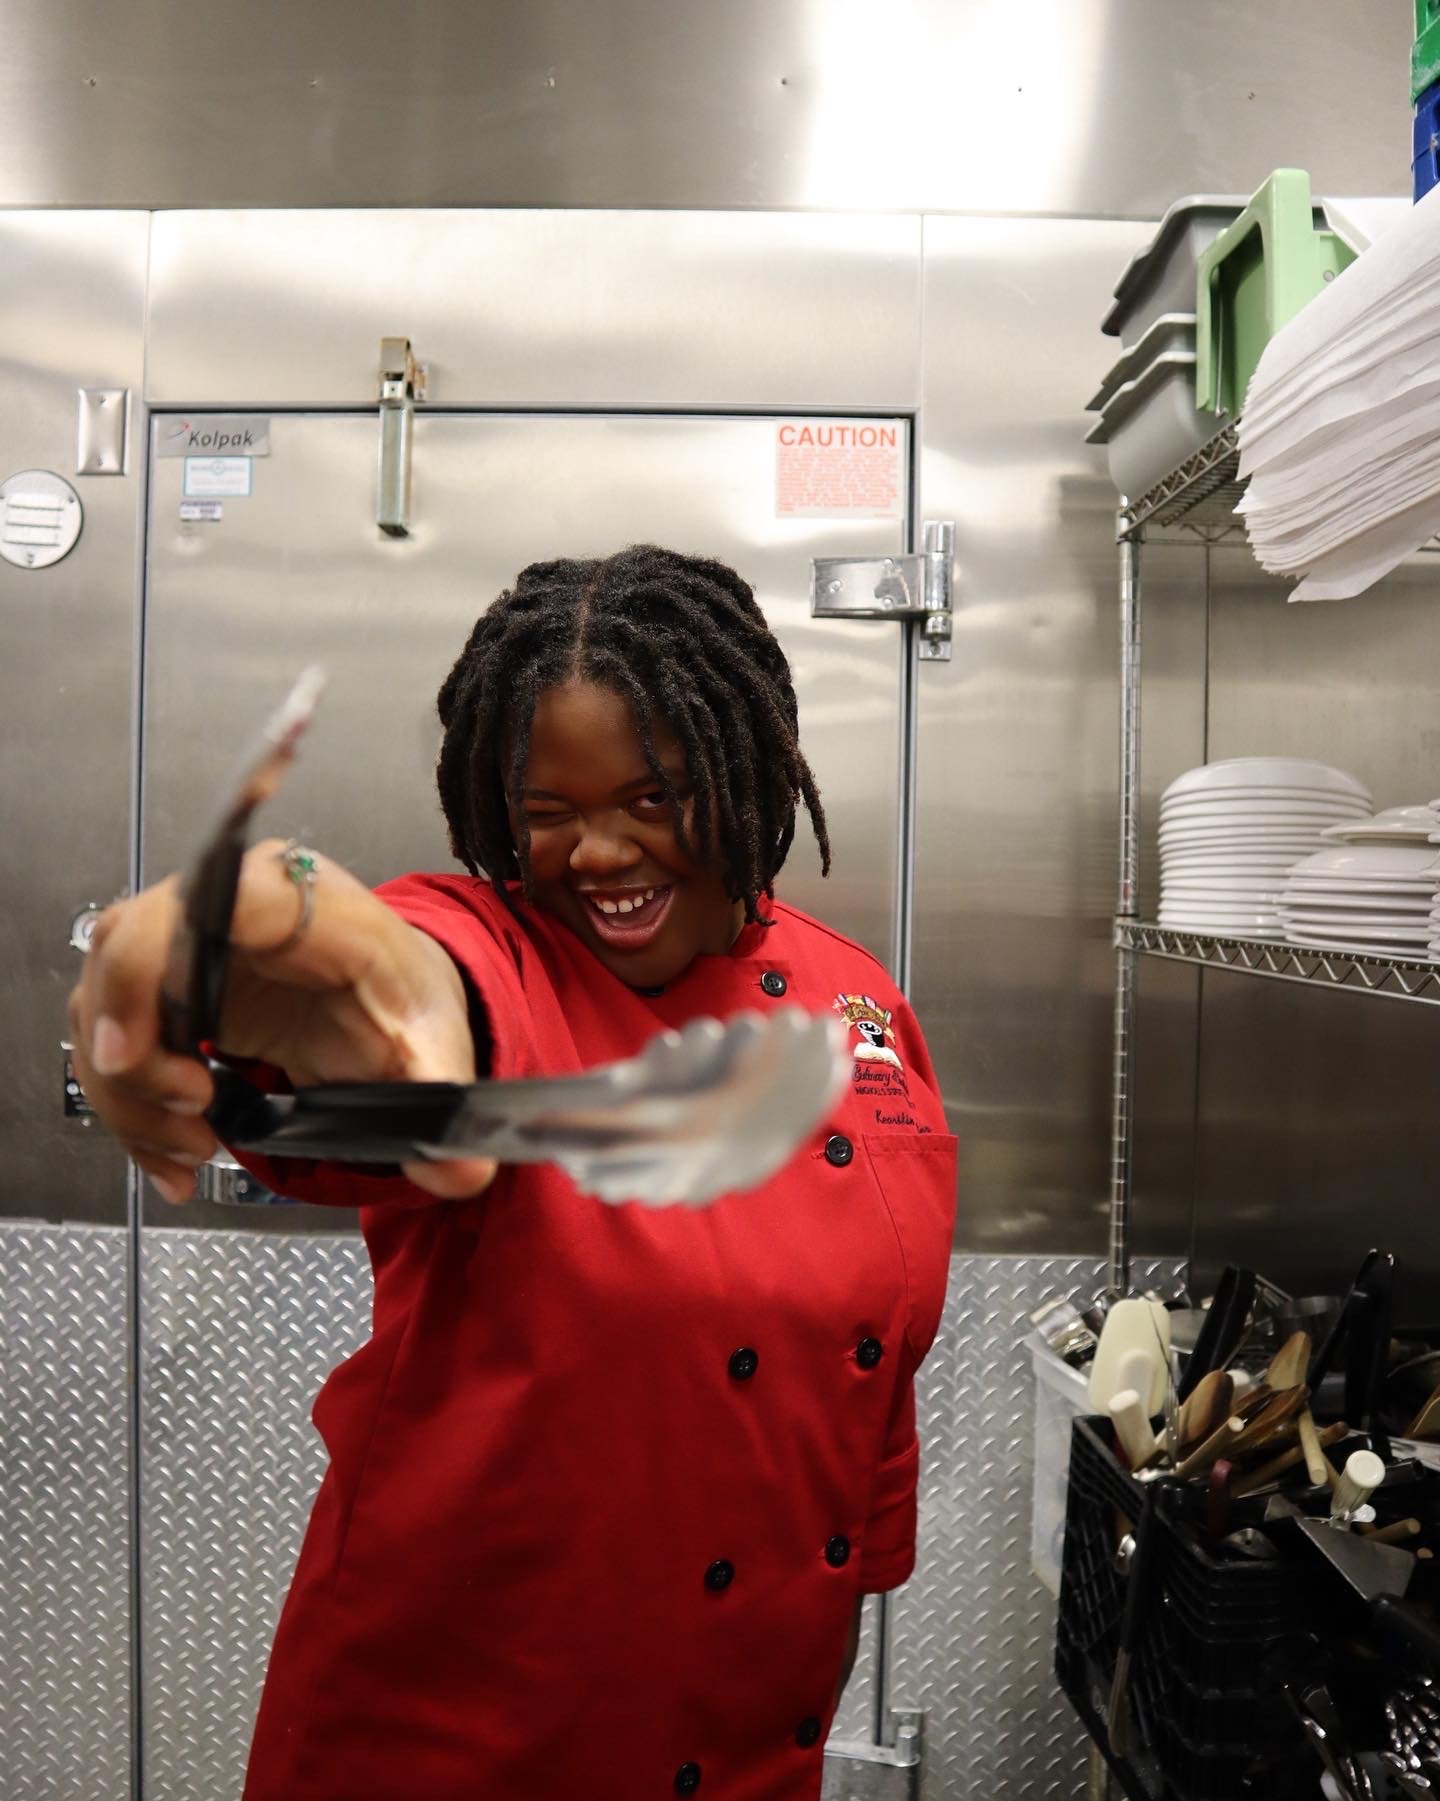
775, 420, 904, 518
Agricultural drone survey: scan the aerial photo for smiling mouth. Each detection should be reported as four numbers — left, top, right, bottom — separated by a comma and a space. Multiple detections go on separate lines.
578, 885, 675, 950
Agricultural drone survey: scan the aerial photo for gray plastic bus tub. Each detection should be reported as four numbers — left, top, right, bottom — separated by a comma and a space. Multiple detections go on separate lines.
1085, 350, 1229, 503
1087, 311, 1197, 415
1103, 196, 1247, 345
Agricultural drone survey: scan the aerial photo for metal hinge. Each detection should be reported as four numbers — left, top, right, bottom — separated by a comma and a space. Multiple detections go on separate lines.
810, 522, 954, 662
822, 1710, 923, 1799
377, 336, 427, 538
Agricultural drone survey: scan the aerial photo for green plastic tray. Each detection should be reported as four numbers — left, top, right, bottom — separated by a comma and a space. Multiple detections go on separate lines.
1194, 169, 1356, 418
1416, 0, 1440, 102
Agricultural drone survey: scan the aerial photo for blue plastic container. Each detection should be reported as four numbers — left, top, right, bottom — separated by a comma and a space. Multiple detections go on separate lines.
1414, 77, 1440, 201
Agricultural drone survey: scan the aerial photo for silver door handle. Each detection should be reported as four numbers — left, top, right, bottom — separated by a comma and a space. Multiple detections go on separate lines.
377, 336, 424, 537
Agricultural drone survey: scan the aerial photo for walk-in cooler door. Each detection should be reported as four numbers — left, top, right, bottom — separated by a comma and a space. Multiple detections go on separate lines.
137, 409, 912, 1797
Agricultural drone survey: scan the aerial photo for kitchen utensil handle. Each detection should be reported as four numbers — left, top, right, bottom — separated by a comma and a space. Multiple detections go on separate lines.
1332, 1449, 1386, 1520
1108, 1390, 1157, 1470
1179, 1266, 1248, 1402
1106, 1488, 1164, 1756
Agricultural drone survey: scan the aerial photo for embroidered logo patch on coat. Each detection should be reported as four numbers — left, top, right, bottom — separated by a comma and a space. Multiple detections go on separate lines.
832, 993, 902, 1070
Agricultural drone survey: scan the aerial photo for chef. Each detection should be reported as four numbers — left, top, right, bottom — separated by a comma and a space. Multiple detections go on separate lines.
69, 543, 957, 1801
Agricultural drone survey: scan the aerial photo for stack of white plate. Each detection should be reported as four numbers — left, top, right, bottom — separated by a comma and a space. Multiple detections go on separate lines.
1279, 847, 1440, 956
1160, 758, 1372, 938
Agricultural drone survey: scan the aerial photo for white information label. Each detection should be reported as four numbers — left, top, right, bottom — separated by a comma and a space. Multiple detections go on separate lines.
775, 420, 904, 518
179, 500, 224, 522
184, 457, 253, 498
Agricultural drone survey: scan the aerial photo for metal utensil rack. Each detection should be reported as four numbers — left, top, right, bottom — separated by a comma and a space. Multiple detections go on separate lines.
1107, 422, 1440, 1296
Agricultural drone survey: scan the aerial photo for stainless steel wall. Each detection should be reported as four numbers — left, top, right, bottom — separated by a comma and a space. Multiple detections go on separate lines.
144, 210, 921, 408
1126, 542, 1211, 1268
1174, 549, 1440, 1316
0, 211, 147, 1225
0, 0, 1409, 212
1118, 537, 1440, 1309
915, 214, 1151, 1254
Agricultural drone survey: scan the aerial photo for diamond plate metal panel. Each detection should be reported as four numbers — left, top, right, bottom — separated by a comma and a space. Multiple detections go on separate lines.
830, 1593, 882, 1741
139, 1228, 371, 1801
137, 1234, 1184, 1801
892, 1252, 1185, 1801
0, 1222, 130, 1801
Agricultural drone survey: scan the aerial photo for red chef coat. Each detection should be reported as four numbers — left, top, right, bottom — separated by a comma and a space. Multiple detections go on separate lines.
237, 875, 956, 1801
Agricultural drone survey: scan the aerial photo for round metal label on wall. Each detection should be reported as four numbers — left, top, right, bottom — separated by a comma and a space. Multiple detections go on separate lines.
0, 469, 83, 569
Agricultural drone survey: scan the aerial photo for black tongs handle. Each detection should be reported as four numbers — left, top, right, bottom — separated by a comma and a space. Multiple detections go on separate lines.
1178, 1265, 1256, 1402
160, 668, 325, 1066
1307, 1248, 1396, 1456
160, 836, 248, 1058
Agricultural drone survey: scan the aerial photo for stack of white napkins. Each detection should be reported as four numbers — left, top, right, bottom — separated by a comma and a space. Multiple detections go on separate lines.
1237, 193, 1439, 601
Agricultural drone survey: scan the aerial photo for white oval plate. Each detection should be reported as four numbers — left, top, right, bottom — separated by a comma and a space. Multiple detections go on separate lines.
1282, 876, 1435, 895
1159, 813, 1354, 829
1162, 784, 1373, 805
1283, 932, 1438, 957
1164, 759, 1370, 802
1152, 907, 1288, 922
1274, 889, 1432, 907
1162, 844, 1306, 856
1335, 805, 1433, 828
1162, 879, 1287, 895
1292, 847, 1440, 878
1320, 807, 1436, 842
1161, 864, 1306, 876
1164, 851, 1326, 864
1160, 802, 1372, 824
1159, 832, 1331, 848
1164, 902, 1285, 914
1157, 921, 1288, 940
1161, 788, 1369, 809
1279, 913, 1433, 937
1160, 844, 1337, 859
1159, 819, 1338, 835
1285, 869, 1440, 887
1320, 831, 1434, 848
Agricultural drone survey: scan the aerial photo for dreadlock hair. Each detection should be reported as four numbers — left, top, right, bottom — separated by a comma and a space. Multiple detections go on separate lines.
435, 545, 831, 927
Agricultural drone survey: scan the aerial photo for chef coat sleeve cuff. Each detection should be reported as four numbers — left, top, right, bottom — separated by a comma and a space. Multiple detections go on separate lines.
377, 886, 528, 1082
856, 1435, 920, 1593
213, 880, 522, 1206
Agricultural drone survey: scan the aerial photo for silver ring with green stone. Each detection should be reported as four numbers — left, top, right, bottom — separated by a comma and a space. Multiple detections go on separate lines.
271, 841, 318, 953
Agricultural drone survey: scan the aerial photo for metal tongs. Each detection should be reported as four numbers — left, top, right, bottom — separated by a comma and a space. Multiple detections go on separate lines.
163, 671, 850, 1206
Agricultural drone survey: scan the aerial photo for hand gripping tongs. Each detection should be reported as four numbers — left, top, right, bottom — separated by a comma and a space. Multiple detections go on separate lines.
162, 671, 850, 1206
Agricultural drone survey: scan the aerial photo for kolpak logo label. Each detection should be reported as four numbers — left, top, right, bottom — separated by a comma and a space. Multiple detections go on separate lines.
159, 416, 271, 458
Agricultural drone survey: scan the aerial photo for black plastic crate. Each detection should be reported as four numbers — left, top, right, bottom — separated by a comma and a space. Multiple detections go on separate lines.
1055, 1416, 1319, 1801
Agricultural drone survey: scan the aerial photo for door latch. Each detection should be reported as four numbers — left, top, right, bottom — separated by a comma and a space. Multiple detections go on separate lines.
810, 521, 953, 662
377, 337, 426, 538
